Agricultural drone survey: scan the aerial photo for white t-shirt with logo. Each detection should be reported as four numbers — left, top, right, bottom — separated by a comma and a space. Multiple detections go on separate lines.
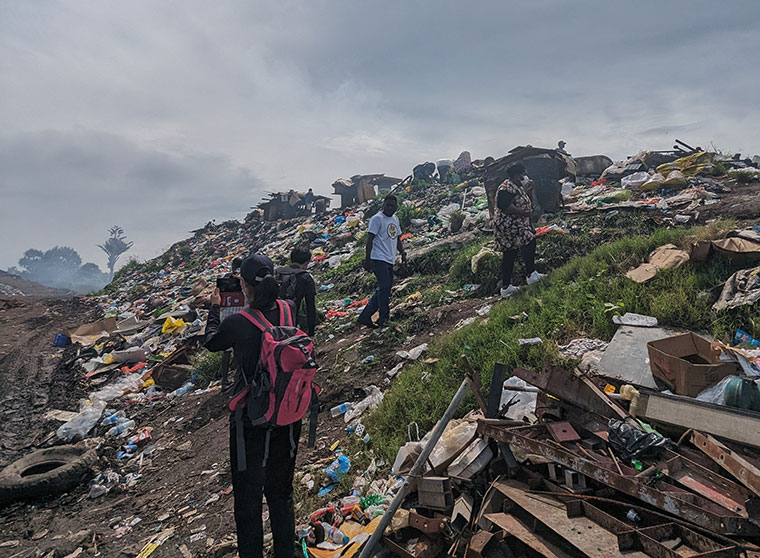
368, 212, 401, 264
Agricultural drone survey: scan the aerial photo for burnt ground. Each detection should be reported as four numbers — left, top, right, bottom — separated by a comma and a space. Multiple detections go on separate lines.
0, 292, 494, 557
0, 297, 100, 468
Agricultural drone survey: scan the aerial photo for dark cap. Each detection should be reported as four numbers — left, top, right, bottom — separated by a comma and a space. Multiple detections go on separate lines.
240, 254, 274, 284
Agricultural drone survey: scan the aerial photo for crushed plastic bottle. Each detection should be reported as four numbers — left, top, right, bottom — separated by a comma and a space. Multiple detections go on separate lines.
101, 410, 127, 426
344, 386, 383, 423
169, 381, 195, 398
330, 403, 353, 417
320, 522, 349, 545
107, 419, 135, 437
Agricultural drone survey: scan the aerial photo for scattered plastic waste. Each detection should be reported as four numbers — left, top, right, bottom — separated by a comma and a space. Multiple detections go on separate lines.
325, 454, 351, 483
56, 399, 107, 442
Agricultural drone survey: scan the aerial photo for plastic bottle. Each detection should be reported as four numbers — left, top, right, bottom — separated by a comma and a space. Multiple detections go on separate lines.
320, 522, 349, 545
101, 410, 127, 426
107, 419, 135, 437
169, 381, 195, 398
330, 403, 353, 417
626, 509, 641, 523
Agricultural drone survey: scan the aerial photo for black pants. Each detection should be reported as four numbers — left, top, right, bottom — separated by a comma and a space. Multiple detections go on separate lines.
230, 421, 301, 558
358, 260, 394, 325
502, 240, 536, 287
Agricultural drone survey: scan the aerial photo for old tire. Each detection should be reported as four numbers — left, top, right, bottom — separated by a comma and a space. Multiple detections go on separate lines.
0, 445, 97, 505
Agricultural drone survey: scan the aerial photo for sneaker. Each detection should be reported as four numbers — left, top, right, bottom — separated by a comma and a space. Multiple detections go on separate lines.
526, 271, 546, 285
357, 318, 378, 329
500, 285, 520, 298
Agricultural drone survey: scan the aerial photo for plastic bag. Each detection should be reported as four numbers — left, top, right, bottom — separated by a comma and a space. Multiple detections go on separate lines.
56, 399, 107, 441
621, 171, 650, 189
161, 316, 187, 334
662, 170, 687, 187
392, 441, 423, 475
427, 417, 478, 472
500, 377, 537, 420
607, 419, 669, 461
344, 385, 383, 423
325, 454, 351, 483
90, 373, 144, 402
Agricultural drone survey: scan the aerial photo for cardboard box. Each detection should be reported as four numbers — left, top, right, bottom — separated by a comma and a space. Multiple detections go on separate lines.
647, 333, 737, 397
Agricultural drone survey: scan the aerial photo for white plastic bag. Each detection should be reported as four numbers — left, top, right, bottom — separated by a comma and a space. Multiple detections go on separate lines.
344, 385, 384, 423
621, 171, 650, 189
56, 399, 107, 441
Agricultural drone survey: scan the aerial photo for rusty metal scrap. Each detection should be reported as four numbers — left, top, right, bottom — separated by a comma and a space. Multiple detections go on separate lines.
477, 420, 759, 535
512, 365, 629, 420
566, 499, 743, 558
690, 430, 760, 499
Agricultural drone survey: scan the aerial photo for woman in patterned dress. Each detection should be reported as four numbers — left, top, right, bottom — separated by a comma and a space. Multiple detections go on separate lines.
493, 163, 545, 298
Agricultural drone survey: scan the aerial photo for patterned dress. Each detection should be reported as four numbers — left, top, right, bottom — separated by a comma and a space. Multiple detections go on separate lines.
493, 179, 535, 252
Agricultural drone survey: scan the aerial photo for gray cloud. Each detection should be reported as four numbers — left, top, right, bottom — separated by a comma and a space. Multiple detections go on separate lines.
0, 130, 264, 268
1, 0, 759, 268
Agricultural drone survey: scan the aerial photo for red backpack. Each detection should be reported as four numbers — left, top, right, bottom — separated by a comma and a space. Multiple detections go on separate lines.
229, 300, 319, 470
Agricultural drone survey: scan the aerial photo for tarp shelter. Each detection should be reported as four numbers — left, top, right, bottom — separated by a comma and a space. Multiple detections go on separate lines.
482, 146, 576, 214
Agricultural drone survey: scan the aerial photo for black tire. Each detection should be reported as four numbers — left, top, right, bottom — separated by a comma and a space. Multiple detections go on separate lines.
0, 445, 97, 505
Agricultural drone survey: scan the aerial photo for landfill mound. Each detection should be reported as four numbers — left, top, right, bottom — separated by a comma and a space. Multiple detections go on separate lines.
0, 269, 76, 297
2, 145, 760, 557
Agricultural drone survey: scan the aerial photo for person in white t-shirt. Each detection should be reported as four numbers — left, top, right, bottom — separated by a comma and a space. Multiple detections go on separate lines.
357, 194, 406, 328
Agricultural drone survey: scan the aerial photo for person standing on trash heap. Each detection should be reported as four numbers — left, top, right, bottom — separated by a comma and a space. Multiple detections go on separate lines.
276, 246, 317, 336
494, 163, 546, 298
357, 194, 406, 328
218, 256, 244, 389
204, 254, 299, 558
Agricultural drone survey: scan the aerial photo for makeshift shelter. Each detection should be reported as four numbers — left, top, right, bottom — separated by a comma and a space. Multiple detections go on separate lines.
483, 145, 576, 213
332, 174, 402, 208
257, 190, 331, 221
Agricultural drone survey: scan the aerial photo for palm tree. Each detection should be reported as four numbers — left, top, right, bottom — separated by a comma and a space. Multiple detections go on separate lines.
99, 226, 133, 279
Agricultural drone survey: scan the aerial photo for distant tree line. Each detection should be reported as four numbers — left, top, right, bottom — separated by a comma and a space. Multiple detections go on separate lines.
5, 226, 133, 294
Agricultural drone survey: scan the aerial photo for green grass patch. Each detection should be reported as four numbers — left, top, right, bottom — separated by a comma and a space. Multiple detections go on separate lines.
366, 223, 759, 461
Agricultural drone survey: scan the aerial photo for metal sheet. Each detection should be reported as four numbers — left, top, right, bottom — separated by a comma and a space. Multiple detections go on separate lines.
486, 480, 647, 557
546, 421, 581, 443
637, 389, 760, 449
482, 513, 573, 558
598, 326, 676, 388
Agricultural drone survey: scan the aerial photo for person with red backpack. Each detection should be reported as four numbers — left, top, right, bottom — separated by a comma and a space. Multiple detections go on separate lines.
204, 254, 318, 558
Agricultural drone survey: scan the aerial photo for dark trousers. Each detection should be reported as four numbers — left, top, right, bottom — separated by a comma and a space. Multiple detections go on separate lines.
230, 421, 301, 558
358, 260, 394, 325
502, 240, 536, 286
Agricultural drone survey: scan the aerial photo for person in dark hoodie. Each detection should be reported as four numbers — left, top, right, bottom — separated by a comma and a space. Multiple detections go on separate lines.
204, 254, 299, 558
276, 246, 317, 336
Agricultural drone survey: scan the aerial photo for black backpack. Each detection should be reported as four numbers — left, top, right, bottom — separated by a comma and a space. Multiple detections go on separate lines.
276, 267, 306, 301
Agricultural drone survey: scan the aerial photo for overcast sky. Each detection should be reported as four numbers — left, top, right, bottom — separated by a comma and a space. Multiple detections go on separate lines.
1, 1, 759, 271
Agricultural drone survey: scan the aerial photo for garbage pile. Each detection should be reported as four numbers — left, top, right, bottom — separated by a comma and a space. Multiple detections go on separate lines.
564, 148, 760, 225
295, 318, 760, 557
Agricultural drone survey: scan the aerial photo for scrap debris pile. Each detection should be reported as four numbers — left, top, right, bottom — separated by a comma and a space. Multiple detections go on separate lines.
2, 141, 760, 557
306, 323, 760, 558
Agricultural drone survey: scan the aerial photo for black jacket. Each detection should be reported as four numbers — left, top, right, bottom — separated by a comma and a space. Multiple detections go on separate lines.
277, 266, 317, 336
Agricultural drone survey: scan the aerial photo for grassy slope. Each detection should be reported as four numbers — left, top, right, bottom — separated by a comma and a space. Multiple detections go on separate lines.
367, 223, 760, 460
